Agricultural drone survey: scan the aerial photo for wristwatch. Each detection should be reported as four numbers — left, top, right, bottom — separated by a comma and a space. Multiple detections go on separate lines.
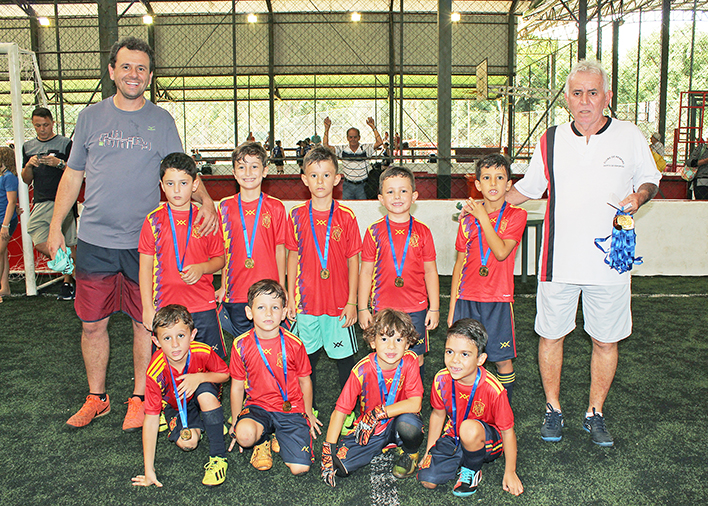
57, 159, 66, 169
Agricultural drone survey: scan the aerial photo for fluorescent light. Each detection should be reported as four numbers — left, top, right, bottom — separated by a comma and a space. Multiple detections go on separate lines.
38, 17, 50, 27
142, 14, 153, 25
247, 13, 257, 23
351, 12, 361, 22
451, 12, 461, 22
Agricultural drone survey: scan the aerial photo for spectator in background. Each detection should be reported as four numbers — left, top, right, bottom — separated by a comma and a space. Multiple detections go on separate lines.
272, 140, 285, 175
687, 137, 708, 200
0, 146, 18, 303
649, 134, 666, 173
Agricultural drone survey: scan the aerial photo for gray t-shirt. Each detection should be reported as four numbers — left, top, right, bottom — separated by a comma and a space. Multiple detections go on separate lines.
68, 97, 182, 249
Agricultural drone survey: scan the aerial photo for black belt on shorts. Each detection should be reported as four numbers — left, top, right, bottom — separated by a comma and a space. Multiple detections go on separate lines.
345, 179, 367, 185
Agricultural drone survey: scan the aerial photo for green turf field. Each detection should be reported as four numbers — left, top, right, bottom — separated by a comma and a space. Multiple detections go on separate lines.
1, 275, 707, 505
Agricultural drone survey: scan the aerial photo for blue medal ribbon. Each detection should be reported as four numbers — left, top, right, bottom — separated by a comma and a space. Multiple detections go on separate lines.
450, 368, 481, 447
254, 329, 289, 408
385, 216, 413, 279
474, 201, 507, 270
309, 201, 334, 272
374, 356, 404, 424
167, 204, 193, 272
594, 210, 643, 274
238, 193, 264, 262
166, 348, 191, 431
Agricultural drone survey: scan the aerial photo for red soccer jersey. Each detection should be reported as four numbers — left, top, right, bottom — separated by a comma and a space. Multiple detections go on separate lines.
218, 193, 287, 303
229, 327, 312, 414
139, 203, 225, 313
430, 366, 514, 438
453, 205, 527, 303
362, 216, 436, 313
285, 201, 362, 317
335, 351, 423, 435
144, 341, 228, 415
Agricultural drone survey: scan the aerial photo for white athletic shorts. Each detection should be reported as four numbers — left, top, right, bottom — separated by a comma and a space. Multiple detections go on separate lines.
535, 281, 631, 343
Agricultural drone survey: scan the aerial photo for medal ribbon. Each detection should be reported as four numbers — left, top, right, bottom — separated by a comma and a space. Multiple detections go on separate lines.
374, 356, 404, 422
594, 210, 643, 274
309, 201, 334, 272
474, 201, 506, 270
166, 349, 191, 431
254, 329, 289, 407
167, 204, 193, 272
238, 193, 264, 262
450, 368, 481, 447
385, 216, 413, 279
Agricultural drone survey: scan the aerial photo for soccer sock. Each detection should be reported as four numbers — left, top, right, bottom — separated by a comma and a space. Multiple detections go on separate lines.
461, 447, 486, 472
131, 394, 145, 402
396, 418, 424, 454
90, 392, 107, 402
336, 355, 357, 389
202, 406, 227, 458
308, 349, 322, 409
496, 370, 515, 406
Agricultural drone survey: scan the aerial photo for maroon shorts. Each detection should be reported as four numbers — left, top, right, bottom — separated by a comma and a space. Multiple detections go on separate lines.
74, 239, 141, 322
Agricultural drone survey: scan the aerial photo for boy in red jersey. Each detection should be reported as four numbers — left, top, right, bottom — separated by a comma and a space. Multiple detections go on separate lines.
321, 309, 424, 487
216, 142, 287, 337
229, 279, 321, 474
358, 166, 439, 382
417, 318, 523, 497
449, 154, 527, 404
139, 152, 226, 358
285, 146, 362, 411
132, 304, 230, 487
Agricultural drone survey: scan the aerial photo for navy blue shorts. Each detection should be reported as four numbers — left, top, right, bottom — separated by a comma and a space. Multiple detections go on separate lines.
192, 308, 226, 360
336, 413, 423, 475
165, 381, 220, 442
237, 404, 314, 466
408, 309, 429, 357
453, 300, 516, 362
220, 302, 253, 338
417, 421, 502, 485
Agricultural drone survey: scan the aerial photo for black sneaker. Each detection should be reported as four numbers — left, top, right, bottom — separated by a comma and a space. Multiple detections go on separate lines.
57, 282, 75, 301
583, 408, 614, 447
452, 467, 481, 497
541, 403, 564, 442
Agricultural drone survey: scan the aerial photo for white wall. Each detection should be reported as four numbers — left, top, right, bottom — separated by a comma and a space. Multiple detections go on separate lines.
283, 199, 708, 277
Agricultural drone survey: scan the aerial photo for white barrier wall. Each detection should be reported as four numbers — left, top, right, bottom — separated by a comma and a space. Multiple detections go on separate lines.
283, 199, 708, 277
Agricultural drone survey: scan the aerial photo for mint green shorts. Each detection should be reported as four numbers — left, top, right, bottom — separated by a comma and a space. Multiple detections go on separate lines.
294, 313, 358, 359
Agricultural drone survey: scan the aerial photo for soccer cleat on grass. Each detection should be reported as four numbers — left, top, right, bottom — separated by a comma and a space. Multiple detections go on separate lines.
122, 396, 145, 432
250, 439, 273, 470
159, 411, 168, 432
202, 456, 228, 486
66, 394, 111, 428
271, 434, 280, 453
341, 411, 356, 436
583, 409, 614, 447
453, 467, 482, 497
57, 282, 75, 301
392, 451, 419, 479
541, 403, 564, 442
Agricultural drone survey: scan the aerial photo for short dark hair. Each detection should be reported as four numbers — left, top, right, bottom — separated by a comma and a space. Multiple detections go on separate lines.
379, 165, 416, 193
109, 36, 155, 73
363, 308, 419, 347
31, 107, 53, 121
152, 304, 194, 335
303, 145, 338, 173
475, 153, 511, 180
247, 279, 286, 307
232, 141, 268, 167
346, 127, 360, 138
447, 318, 488, 355
160, 152, 198, 180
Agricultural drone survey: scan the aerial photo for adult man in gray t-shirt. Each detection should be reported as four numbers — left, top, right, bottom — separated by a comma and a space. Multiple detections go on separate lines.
48, 37, 218, 432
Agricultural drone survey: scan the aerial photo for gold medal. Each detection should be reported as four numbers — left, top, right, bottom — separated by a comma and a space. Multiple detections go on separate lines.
245, 258, 255, 269
283, 401, 292, 412
320, 269, 330, 280
615, 214, 634, 230
394, 276, 404, 288
180, 428, 192, 440
479, 266, 489, 277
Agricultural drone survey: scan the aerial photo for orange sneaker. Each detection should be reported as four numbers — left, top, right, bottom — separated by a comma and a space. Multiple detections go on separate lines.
122, 396, 145, 432
66, 395, 111, 428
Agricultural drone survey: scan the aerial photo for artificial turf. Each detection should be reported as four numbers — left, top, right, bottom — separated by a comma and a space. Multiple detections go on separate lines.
1, 275, 707, 505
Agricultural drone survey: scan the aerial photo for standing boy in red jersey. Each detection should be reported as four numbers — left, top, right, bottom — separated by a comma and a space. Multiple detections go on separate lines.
321, 309, 424, 486
417, 318, 523, 497
216, 142, 287, 337
358, 166, 439, 382
449, 154, 527, 404
132, 304, 230, 487
285, 146, 362, 410
229, 279, 321, 474
139, 153, 226, 359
